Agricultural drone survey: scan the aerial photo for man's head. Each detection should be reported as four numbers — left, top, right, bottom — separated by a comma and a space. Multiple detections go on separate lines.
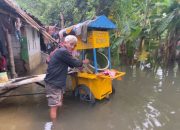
64, 35, 77, 52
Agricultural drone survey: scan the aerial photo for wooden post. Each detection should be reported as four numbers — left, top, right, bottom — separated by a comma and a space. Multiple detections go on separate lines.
5, 29, 17, 78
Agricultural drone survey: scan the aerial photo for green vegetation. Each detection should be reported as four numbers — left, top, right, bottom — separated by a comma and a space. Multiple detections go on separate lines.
16, 0, 112, 25
16, 0, 180, 67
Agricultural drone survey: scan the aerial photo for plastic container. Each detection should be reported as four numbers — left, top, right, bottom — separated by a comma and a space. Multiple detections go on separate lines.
0, 72, 8, 83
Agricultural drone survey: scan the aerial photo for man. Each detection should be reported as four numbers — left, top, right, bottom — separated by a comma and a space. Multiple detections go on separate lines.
44, 35, 89, 125
15, 17, 22, 40
0, 52, 7, 72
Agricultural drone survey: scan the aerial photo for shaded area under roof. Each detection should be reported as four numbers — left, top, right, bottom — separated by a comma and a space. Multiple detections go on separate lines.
88, 15, 117, 30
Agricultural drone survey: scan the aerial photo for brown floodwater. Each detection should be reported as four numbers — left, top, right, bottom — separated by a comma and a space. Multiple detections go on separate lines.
0, 62, 180, 130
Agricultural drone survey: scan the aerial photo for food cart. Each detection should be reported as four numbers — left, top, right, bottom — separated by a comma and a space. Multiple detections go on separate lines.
66, 15, 126, 103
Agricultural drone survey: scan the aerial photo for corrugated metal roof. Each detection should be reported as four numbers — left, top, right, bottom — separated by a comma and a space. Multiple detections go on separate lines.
88, 15, 117, 29
0, 0, 55, 42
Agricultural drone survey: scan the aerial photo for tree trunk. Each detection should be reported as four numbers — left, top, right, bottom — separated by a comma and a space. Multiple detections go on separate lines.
139, 37, 145, 53
166, 27, 178, 64
60, 12, 64, 29
5, 29, 17, 78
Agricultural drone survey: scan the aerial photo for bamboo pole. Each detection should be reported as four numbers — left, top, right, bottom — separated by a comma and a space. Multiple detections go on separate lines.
0, 74, 46, 89
5, 29, 17, 78
0, 69, 83, 89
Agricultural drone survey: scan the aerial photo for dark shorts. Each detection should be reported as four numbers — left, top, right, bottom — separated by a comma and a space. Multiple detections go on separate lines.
45, 82, 64, 107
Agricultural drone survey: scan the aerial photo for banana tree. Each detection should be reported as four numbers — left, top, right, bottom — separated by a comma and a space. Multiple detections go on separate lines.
150, 1, 180, 64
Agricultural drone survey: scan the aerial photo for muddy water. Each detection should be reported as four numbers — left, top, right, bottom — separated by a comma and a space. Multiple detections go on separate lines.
0, 63, 180, 130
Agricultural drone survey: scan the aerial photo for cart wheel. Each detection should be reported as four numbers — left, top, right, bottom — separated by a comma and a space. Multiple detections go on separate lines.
105, 94, 110, 100
74, 84, 95, 104
112, 85, 115, 94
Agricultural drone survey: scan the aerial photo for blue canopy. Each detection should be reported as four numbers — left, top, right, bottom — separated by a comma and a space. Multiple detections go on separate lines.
88, 15, 117, 30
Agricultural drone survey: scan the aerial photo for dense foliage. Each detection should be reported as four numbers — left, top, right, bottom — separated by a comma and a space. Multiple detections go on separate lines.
16, 0, 113, 26
16, 0, 180, 67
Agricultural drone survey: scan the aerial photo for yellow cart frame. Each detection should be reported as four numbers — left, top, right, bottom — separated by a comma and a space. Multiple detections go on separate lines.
71, 31, 125, 103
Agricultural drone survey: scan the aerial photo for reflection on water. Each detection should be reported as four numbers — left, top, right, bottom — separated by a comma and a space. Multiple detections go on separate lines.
154, 67, 163, 93
0, 62, 179, 130
133, 102, 162, 130
44, 122, 53, 130
156, 67, 163, 80
130, 62, 180, 130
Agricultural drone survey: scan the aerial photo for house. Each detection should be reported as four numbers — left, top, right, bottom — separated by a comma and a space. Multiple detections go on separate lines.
0, 0, 55, 78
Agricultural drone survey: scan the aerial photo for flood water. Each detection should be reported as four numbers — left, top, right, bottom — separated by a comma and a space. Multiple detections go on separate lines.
0, 62, 180, 130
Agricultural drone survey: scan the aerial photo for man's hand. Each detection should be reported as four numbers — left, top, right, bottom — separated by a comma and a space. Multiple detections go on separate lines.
82, 59, 89, 64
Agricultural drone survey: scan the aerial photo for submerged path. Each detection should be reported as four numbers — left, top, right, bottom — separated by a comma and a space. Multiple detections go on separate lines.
0, 63, 179, 130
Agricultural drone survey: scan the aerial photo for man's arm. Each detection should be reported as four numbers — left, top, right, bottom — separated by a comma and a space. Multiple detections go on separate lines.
58, 50, 83, 68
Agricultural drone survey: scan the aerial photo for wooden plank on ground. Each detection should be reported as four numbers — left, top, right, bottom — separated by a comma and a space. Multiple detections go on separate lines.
0, 74, 46, 89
